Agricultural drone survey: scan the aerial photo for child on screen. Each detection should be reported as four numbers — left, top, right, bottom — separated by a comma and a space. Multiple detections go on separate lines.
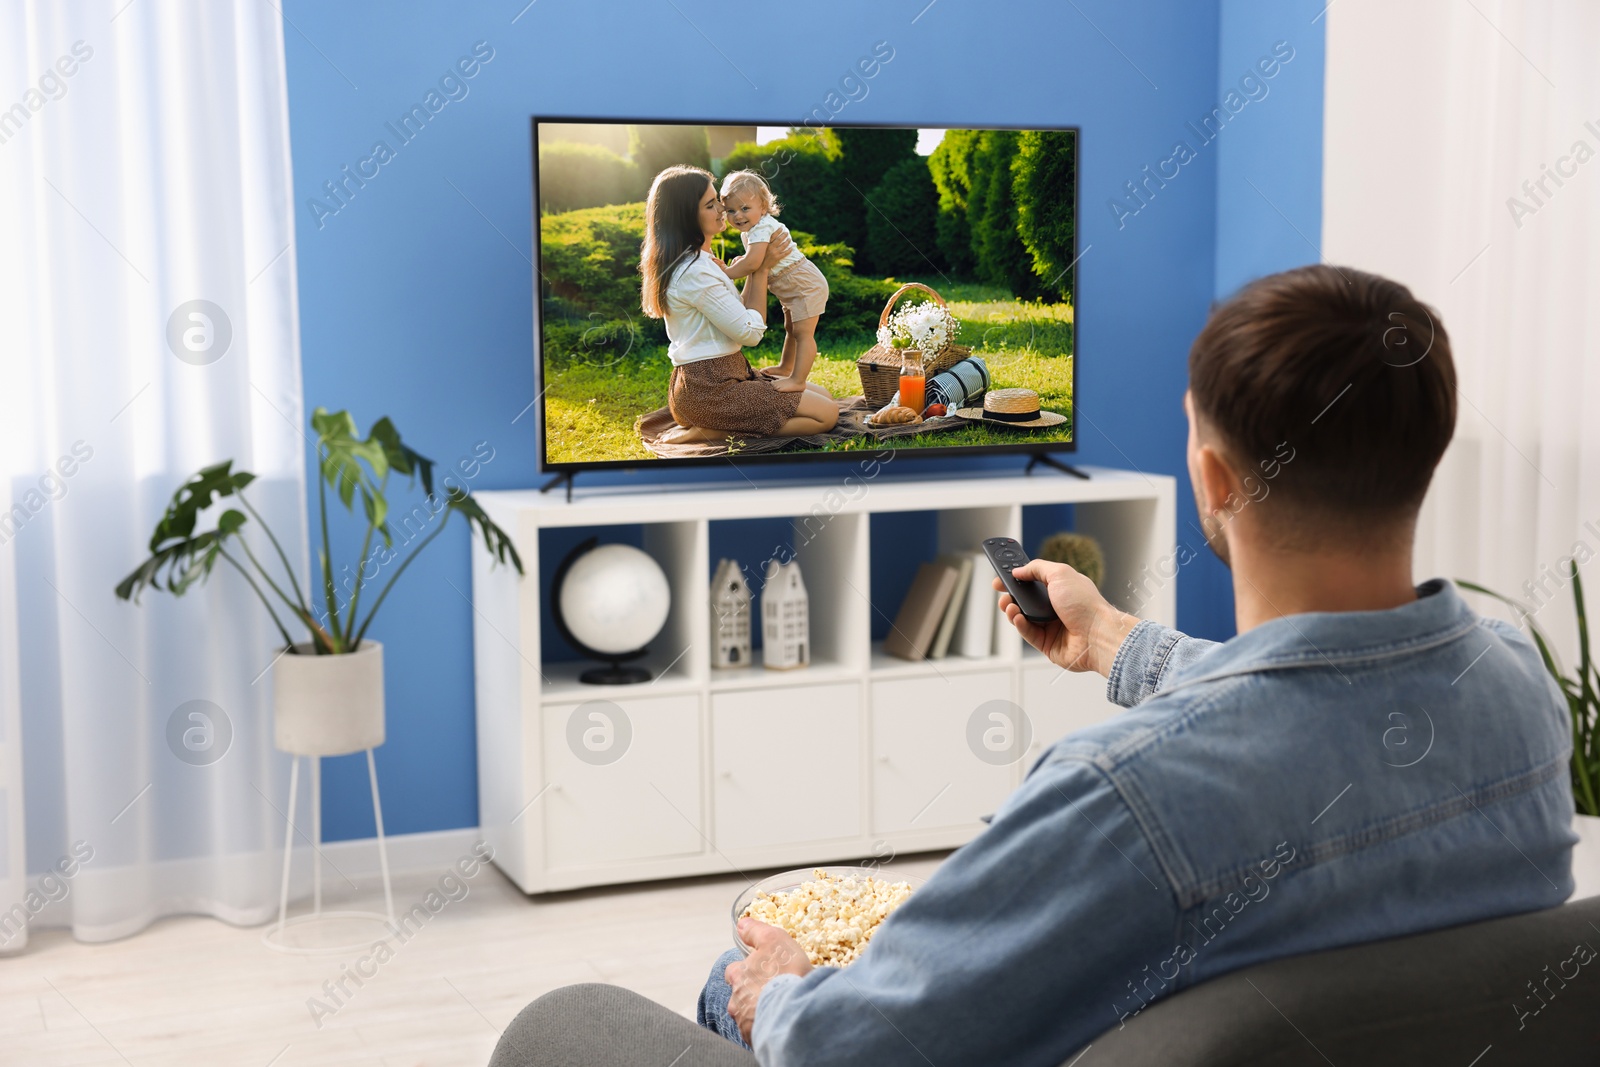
718, 170, 830, 394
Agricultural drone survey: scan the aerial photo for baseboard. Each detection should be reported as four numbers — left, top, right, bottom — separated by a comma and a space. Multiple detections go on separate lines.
1, 827, 491, 950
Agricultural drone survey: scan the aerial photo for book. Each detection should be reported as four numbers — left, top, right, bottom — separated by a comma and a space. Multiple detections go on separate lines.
928, 554, 974, 659
952, 550, 998, 658
884, 561, 959, 661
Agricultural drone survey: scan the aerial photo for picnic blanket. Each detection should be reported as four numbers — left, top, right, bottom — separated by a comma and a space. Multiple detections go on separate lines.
635, 395, 970, 459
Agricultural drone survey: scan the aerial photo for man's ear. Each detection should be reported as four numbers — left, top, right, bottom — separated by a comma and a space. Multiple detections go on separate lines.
1195, 442, 1244, 521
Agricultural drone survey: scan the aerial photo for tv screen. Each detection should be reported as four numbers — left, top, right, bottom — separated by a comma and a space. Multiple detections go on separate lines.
534, 120, 1076, 471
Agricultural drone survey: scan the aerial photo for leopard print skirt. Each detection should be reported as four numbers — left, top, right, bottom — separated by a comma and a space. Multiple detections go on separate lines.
667, 352, 804, 437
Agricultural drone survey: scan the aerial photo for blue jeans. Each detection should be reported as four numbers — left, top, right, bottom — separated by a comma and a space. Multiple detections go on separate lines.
696, 948, 752, 1049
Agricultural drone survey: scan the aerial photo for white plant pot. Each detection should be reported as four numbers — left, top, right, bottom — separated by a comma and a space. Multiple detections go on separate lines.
272, 641, 385, 757
1573, 813, 1600, 901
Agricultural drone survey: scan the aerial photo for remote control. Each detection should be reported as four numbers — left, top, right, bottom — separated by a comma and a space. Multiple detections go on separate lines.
981, 537, 1057, 626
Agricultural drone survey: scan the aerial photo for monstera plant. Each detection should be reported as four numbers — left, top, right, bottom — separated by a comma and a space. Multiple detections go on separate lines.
115, 408, 523, 654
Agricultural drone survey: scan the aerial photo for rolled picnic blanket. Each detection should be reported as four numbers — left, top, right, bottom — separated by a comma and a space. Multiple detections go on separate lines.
888, 356, 990, 411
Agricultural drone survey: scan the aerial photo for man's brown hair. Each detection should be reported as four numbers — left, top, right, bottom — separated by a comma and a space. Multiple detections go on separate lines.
1188, 264, 1456, 526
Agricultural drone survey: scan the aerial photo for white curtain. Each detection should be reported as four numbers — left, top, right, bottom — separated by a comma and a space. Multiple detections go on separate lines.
1322, 0, 1600, 665
0, 1, 307, 947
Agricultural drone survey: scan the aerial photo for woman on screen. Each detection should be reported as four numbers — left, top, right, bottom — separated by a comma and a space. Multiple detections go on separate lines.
639, 165, 837, 445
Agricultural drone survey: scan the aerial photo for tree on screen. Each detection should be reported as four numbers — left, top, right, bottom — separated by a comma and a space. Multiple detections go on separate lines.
628, 125, 711, 185
1014, 130, 1079, 301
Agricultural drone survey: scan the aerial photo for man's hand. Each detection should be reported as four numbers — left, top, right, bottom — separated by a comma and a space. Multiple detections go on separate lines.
994, 559, 1140, 677
725, 918, 812, 1044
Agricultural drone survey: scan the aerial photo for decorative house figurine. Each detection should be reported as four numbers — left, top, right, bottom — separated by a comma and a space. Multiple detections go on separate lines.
761, 559, 810, 670
710, 558, 752, 668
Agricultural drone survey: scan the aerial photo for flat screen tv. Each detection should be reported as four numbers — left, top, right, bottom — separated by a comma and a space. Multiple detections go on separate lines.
534, 119, 1077, 473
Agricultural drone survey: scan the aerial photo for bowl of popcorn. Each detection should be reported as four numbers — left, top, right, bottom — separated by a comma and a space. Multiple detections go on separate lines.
732, 866, 923, 968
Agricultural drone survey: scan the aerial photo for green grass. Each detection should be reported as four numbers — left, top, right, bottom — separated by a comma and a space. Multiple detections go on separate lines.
542, 287, 1074, 464
883, 275, 1019, 303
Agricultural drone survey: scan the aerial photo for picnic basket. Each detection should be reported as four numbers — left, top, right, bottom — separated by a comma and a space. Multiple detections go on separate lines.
856, 283, 971, 409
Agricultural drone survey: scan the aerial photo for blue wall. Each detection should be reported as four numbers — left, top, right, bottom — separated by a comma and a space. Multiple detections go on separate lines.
1215, 0, 1327, 299
282, 0, 1323, 841
1180, 0, 1330, 641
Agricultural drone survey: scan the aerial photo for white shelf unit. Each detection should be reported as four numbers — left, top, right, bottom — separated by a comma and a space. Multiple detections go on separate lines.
471, 469, 1176, 893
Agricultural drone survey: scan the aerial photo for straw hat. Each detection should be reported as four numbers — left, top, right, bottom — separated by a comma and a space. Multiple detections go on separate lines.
954, 388, 1068, 429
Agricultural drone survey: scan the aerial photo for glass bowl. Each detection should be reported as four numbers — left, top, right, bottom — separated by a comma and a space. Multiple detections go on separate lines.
731, 865, 927, 959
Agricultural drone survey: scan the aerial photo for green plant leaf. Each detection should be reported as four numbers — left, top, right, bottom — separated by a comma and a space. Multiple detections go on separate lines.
118, 527, 229, 601
1573, 568, 1595, 703
124, 409, 518, 660
121, 467, 257, 603
171, 536, 223, 595
369, 416, 435, 497
1458, 575, 1600, 817
310, 407, 358, 441
360, 487, 388, 534
1456, 580, 1565, 678
314, 407, 390, 514
147, 461, 255, 552
115, 540, 183, 602
446, 487, 524, 574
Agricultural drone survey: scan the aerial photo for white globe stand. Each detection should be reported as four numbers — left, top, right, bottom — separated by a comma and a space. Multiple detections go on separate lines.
261, 749, 396, 955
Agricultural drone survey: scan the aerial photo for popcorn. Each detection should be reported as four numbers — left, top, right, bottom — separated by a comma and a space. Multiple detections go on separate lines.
740, 868, 915, 967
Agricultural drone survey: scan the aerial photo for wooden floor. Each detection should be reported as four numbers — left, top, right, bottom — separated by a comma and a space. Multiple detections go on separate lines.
0, 851, 949, 1066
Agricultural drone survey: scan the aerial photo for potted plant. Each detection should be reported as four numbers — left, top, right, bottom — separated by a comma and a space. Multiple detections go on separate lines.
1459, 568, 1599, 898
116, 409, 523, 757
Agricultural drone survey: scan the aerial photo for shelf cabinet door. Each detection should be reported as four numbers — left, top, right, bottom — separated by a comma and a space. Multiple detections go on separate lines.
870, 671, 1016, 834
542, 694, 703, 870
1020, 666, 1120, 765
712, 682, 861, 851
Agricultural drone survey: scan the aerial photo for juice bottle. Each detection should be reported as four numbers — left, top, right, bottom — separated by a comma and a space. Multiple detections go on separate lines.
899, 350, 925, 412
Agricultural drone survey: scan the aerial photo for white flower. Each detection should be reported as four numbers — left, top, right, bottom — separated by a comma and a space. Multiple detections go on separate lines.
878, 302, 961, 358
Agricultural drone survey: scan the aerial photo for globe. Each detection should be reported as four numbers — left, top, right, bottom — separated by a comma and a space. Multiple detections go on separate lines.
558, 543, 671, 656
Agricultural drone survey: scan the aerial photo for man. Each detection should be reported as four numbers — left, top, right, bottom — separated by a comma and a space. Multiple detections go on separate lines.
697, 265, 1575, 1064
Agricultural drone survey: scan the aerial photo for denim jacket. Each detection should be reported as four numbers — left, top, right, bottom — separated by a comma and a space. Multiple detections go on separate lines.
753, 580, 1576, 1066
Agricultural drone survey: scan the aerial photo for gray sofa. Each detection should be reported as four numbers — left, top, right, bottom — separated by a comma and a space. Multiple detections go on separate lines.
489, 896, 1600, 1065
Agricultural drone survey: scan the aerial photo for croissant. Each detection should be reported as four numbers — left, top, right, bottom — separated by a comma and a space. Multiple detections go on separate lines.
871, 405, 920, 426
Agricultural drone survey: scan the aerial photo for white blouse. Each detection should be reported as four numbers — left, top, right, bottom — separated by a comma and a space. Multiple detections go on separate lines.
663, 252, 767, 366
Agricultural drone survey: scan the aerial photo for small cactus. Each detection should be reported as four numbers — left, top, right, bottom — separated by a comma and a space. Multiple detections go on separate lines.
1038, 532, 1105, 588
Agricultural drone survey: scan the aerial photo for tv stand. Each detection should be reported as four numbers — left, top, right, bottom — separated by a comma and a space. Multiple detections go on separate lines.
1025, 453, 1090, 480
470, 469, 1177, 894
539, 471, 575, 503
